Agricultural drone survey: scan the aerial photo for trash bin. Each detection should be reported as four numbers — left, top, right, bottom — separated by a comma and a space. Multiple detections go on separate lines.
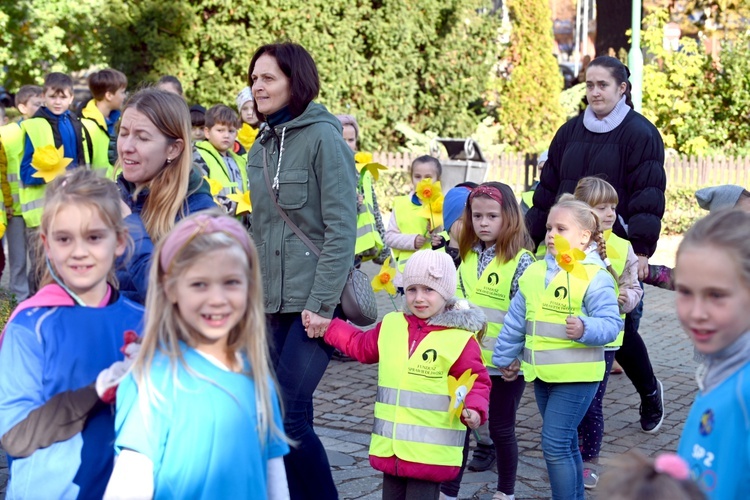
429, 138, 488, 191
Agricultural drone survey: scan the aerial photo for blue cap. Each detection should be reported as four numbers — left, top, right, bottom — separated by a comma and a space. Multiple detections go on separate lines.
443, 186, 472, 232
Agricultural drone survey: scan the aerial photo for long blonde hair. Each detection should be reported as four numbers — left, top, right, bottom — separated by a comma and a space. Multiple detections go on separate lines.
131, 211, 284, 444
37, 168, 130, 291
115, 88, 193, 242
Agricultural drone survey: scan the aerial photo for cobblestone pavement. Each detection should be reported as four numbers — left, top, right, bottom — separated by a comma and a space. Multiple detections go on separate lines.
0, 258, 693, 500
315, 261, 696, 499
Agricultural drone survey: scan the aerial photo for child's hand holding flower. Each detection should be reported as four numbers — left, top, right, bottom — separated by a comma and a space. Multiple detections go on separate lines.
461, 409, 481, 429
565, 316, 584, 340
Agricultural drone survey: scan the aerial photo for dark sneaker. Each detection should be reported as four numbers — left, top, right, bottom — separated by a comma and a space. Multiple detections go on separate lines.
467, 444, 496, 472
583, 465, 599, 489
639, 379, 665, 433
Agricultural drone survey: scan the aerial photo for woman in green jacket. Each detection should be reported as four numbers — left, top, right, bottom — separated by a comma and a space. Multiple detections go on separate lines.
246, 42, 357, 500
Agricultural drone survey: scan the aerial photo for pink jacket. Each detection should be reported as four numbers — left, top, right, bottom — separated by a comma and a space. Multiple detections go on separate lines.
324, 302, 490, 483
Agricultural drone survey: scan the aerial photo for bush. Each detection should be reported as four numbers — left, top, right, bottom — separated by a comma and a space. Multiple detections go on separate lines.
662, 186, 704, 235
373, 170, 412, 213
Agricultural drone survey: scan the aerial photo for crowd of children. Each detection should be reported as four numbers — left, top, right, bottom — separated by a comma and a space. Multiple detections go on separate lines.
0, 64, 748, 500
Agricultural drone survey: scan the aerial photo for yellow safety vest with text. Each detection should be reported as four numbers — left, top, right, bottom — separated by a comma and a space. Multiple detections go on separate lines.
519, 260, 609, 383
0, 122, 24, 215
370, 313, 475, 467
355, 171, 383, 258
391, 195, 445, 272
195, 141, 248, 198
604, 232, 630, 349
458, 249, 532, 368
80, 100, 116, 178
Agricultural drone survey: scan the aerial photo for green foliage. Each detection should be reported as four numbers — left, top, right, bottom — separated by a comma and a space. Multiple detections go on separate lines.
100, 0, 499, 150
0, 0, 107, 88
560, 82, 586, 120
641, 9, 750, 156
373, 171, 412, 213
489, 0, 565, 152
662, 186, 704, 235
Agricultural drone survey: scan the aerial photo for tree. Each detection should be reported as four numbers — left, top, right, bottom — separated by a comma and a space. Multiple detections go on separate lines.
0, 0, 106, 89
491, 0, 565, 152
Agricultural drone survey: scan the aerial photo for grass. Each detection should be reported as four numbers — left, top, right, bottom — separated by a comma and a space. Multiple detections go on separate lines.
0, 288, 18, 330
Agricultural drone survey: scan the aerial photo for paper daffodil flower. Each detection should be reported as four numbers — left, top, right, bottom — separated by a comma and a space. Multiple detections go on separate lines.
416, 178, 443, 205
237, 123, 258, 149
553, 235, 587, 280
419, 194, 444, 219
31, 145, 72, 183
354, 152, 387, 182
602, 230, 621, 261
371, 256, 397, 295
202, 176, 223, 197
227, 190, 252, 215
0, 221, 5, 239
447, 369, 478, 423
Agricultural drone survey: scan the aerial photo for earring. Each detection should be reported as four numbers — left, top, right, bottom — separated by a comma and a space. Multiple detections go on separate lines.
166, 158, 172, 164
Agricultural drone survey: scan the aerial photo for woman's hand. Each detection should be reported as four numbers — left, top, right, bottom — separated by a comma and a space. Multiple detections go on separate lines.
461, 409, 481, 429
500, 358, 520, 382
565, 316, 584, 340
637, 255, 649, 281
302, 309, 331, 338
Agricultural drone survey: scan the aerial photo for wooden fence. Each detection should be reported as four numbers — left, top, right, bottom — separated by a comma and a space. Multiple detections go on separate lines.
372, 151, 750, 191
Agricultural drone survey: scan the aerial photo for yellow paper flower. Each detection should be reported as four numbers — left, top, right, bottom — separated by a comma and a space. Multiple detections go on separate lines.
237, 123, 258, 149
31, 145, 72, 183
447, 369, 478, 423
354, 151, 373, 165
419, 194, 444, 219
416, 178, 443, 205
602, 230, 622, 261
371, 256, 397, 295
202, 176, 223, 197
355, 152, 387, 181
227, 190, 252, 215
0, 221, 5, 239
553, 235, 587, 280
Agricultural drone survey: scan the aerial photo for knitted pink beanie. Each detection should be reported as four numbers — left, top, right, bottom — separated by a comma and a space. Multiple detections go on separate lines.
402, 250, 456, 300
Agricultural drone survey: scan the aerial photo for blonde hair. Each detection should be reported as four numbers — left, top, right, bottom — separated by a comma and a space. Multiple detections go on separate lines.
574, 176, 619, 207
115, 88, 193, 242
37, 168, 130, 290
131, 211, 285, 445
553, 194, 619, 281
677, 209, 750, 289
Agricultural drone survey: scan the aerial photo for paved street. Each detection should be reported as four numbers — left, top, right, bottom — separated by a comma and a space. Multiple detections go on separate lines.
316, 261, 696, 499
0, 249, 694, 499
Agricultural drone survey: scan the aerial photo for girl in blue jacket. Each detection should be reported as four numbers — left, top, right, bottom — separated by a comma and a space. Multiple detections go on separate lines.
676, 209, 750, 500
492, 195, 622, 500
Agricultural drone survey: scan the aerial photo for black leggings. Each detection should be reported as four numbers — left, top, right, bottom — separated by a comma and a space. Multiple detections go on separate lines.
441, 375, 526, 497
614, 294, 658, 398
383, 473, 440, 500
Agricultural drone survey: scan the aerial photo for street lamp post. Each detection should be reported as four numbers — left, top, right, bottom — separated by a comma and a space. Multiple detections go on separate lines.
628, 0, 643, 112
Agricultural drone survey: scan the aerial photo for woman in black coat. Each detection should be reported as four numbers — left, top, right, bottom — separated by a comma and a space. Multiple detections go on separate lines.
526, 56, 667, 435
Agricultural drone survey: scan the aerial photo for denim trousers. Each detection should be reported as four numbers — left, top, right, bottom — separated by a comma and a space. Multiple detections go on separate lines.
534, 379, 599, 500
268, 312, 338, 500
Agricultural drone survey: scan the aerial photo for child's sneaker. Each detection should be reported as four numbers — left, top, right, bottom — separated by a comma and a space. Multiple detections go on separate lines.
639, 379, 665, 433
582, 464, 599, 489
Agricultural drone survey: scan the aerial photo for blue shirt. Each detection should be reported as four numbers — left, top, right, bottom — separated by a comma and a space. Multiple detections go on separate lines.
0, 294, 144, 499
114, 344, 289, 499
678, 362, 750, 499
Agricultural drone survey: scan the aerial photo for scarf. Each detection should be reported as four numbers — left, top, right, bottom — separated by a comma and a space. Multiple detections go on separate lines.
583, 95, 630, 133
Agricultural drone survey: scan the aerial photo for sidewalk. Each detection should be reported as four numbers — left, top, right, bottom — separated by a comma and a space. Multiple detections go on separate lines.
315, 261, 695, 499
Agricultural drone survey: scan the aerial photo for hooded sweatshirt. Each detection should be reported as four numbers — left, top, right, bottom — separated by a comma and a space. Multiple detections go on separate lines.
324, 299, 490, 483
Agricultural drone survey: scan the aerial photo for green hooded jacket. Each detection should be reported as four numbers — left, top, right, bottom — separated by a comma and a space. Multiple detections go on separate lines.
247, 102, 357, 318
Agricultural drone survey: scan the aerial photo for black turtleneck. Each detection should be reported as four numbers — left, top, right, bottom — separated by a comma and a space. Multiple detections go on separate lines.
266, 106, 294, 128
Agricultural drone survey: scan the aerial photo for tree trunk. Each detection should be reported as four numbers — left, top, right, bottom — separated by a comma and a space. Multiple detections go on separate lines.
595, 0, 635, 57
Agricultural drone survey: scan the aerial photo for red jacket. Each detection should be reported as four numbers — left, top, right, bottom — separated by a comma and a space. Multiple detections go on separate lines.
324, 305, 490, 483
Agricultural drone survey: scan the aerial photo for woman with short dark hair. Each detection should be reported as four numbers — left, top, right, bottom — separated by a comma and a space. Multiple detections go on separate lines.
246, 43, 357, 499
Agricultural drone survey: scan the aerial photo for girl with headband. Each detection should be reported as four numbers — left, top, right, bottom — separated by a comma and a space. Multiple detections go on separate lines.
444, 182, 535, 500
105, 211, 290, 499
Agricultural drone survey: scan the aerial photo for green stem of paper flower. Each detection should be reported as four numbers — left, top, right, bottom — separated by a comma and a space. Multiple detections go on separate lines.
389, 294, 399, 311
567, 272, 572, 316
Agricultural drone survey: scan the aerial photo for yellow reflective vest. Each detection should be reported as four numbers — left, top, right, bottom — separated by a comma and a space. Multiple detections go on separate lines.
0, 141, 7, 235
355, 171, 383, 258
195, 140, 248, 197
519, 260, 608, 383
0, 122, 23, 216
370, 313, 474, 467
80, 100, 116, 178
458, 249, 532, 368
391, 195, 445, 272
20, 118, 90, 228
603, 232, 630, 349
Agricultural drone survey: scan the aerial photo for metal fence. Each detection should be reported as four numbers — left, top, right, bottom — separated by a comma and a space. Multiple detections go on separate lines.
372, 151, 750, 191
